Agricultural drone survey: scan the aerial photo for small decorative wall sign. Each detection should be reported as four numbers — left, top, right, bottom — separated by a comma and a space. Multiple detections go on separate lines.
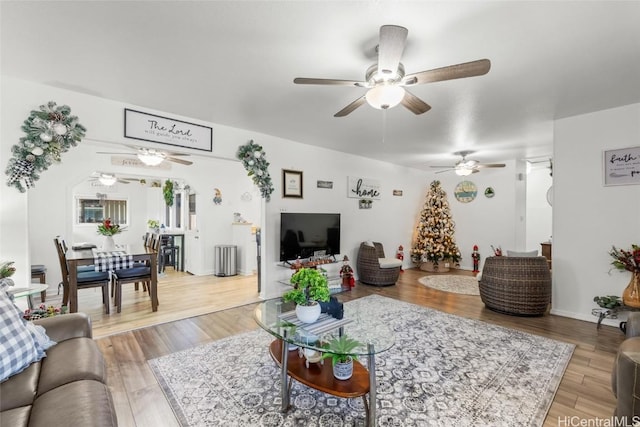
124, 108, 213, 152
359, 199, 373, 209
392, 190, 403, 196
454, 181, 478, 203
347, 176, 381, 199
282, 169, 303, 198
484, 187, 495, 198
317, 180, 333, 189
603, 146, 640, 186
213, 188, 222, 205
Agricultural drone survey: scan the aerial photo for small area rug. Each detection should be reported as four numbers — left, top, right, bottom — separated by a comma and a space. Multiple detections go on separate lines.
419, 274, 480, 295
149, 295, 573, 426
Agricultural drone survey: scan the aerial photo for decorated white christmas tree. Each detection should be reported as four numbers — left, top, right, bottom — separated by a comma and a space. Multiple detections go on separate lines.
411, 180, 461, 270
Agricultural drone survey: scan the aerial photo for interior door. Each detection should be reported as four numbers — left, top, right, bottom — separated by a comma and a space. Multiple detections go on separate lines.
184, 194, 203, 274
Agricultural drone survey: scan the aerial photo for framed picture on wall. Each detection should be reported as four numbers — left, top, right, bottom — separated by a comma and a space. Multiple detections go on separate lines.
282, 169, 303, 198
603, 146, 640, 186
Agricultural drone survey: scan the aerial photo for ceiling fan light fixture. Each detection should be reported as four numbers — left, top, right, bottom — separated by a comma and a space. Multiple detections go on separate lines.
366, 85, 405, 110
137, 152, 164, 166
98, 175, 117, 186
455, 167, 474, 177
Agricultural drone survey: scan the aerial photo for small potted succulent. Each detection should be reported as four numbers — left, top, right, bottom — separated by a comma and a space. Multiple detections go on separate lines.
282, 268, 330, 323
321, 334, 364, 380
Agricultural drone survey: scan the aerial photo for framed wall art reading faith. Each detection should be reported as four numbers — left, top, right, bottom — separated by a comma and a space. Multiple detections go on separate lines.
282, 169, 303, 198
603, 146, 640, 186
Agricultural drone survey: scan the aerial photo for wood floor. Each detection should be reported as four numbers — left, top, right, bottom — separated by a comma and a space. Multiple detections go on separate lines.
95, 268, 623, 427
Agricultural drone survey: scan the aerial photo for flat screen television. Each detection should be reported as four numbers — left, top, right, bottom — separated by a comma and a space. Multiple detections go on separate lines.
280, 213, 341, 262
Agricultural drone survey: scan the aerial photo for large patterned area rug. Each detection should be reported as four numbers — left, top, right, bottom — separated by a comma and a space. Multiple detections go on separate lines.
149, 295, 574, 427
418, 275, 481, 295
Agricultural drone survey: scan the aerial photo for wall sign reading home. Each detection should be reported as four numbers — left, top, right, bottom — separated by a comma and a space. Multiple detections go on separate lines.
124, 108, 213, 152
347, 176, 381, 199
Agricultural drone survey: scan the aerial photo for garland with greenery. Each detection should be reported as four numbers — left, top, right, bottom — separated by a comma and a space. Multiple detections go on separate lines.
5, 101, 86, 192
163, 179, 174, 206
236, 140, 274, 201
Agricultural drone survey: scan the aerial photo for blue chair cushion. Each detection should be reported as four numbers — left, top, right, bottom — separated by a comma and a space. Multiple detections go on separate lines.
78, 265, 95, 273
114, 267, 151, 280
30, 264, 46, 273
76, 271, 110, 283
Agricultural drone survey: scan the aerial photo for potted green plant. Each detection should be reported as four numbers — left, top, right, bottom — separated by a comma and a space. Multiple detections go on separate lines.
593, 295, 622, 309
282, 268, 330, 323
321, 334, 363, 380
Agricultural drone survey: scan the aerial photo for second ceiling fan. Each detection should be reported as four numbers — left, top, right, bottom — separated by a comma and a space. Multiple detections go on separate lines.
431, 151, 506, 176
294, 25, 491, 117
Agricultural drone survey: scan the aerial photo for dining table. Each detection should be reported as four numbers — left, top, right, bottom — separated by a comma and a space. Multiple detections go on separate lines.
65, 243, 158, 313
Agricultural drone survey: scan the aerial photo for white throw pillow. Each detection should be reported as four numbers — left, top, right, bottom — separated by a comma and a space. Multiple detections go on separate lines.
506, 250, 539, 257
378, 258, 402, 269
0, 283, 55, 382
363, 241, 375, 247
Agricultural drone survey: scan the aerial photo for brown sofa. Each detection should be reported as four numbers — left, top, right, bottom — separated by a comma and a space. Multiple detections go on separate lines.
0, 313, 117, 427
613, 312, 640, 422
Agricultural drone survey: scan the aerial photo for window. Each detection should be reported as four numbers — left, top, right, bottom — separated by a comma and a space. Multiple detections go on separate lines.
76, 197, 128, 225
163, 191, 185, 230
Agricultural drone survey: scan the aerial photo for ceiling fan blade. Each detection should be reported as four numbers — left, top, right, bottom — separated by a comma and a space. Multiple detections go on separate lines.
377, 25, 408, 76
294, 77, 366, 87
404, 59, 491, 85
401, 90, 431, 115
116, 179, 131, 184
430, 166, 455, 168
434, 169, 455, 174
476, 163, 506, 168
166, 156, 193, 166
334, 96, 367, 117
96, 152, 133, 155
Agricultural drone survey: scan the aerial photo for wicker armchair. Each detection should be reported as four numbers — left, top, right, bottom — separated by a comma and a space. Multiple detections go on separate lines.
478, 256, 551, 316
356, 242, 402, 286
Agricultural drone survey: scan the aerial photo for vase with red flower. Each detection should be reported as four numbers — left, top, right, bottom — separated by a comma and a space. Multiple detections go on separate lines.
97, 218, 124, 251
610, 244, 640, 307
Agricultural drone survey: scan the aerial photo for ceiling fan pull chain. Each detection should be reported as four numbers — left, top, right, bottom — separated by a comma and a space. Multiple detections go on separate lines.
381, 109, 387, 144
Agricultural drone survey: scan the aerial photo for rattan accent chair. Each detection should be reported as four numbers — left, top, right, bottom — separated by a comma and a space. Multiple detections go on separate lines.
356, 242, 402, 286
478, 256, 551, 316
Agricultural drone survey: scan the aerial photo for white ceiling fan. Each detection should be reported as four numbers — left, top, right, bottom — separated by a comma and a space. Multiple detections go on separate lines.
89, 172, 138, 186
293, 25, 491, 117
96, 145, 193, 166
431, 150, 506, 176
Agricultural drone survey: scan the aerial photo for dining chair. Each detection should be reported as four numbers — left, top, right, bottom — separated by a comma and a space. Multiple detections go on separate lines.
159, 234, 180, 272
111, 255, 156, 313
54, 237, 110, 314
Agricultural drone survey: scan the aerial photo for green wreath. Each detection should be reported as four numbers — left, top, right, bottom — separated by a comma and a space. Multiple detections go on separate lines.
237, 140, 274, 201
5, 101, 86, 192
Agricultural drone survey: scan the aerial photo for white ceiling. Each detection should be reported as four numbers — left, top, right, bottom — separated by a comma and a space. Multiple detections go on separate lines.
2, 1, 639, 170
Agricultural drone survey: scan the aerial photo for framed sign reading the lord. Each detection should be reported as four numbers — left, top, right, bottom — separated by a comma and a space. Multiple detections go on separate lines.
124, 109, 213, 152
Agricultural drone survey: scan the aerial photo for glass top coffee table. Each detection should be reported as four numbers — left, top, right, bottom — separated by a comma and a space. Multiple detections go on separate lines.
254, 299, 395, 427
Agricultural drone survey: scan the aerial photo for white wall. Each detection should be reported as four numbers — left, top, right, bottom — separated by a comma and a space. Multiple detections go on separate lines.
434, 162, 519, 270
552, 103, 640, 326
2, 76, 545, 311
526, 164, 553, 251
